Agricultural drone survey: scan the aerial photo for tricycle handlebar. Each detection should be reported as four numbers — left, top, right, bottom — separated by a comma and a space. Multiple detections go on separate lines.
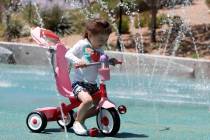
74, 59, 122, 69
74, 62, 101, 69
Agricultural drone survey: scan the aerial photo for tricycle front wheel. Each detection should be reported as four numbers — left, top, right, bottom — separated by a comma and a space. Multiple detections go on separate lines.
96, 108, 120, 136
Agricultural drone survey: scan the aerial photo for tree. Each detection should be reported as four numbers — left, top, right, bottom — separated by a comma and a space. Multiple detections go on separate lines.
144, 0, 161, 42
87, 0, 193, 44
138, 0, 193, 42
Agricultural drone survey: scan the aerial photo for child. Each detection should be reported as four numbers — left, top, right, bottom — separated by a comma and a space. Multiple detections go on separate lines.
65, 19, 113, 135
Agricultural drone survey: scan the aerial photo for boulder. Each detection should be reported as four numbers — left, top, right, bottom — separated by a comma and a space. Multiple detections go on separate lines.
0, 46, 16, 64
108, 32, 135, 50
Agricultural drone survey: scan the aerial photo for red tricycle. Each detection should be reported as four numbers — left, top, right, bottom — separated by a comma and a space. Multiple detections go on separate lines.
26, 27, 127, 136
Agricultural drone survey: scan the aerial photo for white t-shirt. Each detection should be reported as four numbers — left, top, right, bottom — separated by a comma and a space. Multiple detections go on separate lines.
65, 39, 104, 84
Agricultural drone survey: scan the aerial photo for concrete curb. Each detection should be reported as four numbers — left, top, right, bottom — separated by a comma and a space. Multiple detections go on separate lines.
0, 41, 210, 80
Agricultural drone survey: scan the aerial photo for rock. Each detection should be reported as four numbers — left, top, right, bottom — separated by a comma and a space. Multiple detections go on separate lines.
108, 32, 135, 50
121, 34, 135, 49
0, 46, 16, 64
107, 32, 118, 48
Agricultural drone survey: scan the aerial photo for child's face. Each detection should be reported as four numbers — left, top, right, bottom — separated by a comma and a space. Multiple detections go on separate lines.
88, 33, 109, 49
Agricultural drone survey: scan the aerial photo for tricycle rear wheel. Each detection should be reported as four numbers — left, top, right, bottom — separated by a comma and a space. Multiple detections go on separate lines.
96, 108, 120, 136
57, 110, 75, 129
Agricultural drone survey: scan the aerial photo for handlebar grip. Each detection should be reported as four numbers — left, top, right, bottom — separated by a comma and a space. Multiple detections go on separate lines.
116, 61, 122, 64
74, 60, 122, 69
74, 64, 81, 69
108, 59, 123, 66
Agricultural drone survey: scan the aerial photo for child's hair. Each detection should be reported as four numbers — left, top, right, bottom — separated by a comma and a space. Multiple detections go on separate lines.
83, 19, 112, 38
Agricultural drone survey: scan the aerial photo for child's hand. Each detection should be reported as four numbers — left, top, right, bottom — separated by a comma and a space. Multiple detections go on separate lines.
109, 58, 122, 66
75, 60, 87, 68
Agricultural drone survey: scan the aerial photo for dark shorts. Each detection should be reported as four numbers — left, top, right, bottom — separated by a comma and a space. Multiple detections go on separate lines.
72, 81, 99, 99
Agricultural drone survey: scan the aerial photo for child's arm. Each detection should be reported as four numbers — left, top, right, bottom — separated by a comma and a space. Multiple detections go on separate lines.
65, 50, 80, 64
65, 46, 87, 68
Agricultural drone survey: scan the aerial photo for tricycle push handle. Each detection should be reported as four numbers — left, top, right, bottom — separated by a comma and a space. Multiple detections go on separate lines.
74, 54, 122, 69
74, 62, 101, 69
74, 60, 122, 69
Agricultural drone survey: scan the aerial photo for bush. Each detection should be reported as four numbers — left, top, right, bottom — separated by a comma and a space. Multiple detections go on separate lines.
56, 13, 75, 35
39, 5, 75, 36
4, 19, 23, 41
41, 5, 63, 33
0, 11, 2, 24
79, 2, 113, 28
192, 52, 199, 59
134, 12, 167, 29
168, 16, 184, 34
20, 25, 31, 37
156, 13, 167, 28
66, 9, 86, 34
134, 12, 150, 28
206, 0, 210, 7
21, 1, 36, 25
0, 23, 5, 37
134, 15, 140, 28
118, 15, 130, 34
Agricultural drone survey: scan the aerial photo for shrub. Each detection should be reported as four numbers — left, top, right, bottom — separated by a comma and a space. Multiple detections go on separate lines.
66, 9, 86, 34
134, 15, 140, 28
156, 13, 167, 28
118, 15, 130, 34
206, 0, 210, 7
21, 1, 36, 25
169, 16, 184, 34
0, 11, 2, 24
20, 25, 31, 37
39, 5, 75, 36
134, 12, 150, 28
4, 19, 23, 41
0, 23, 5, 37
134, 12, 167, 28
192, 52, 199, 59
41, 5, 63, 33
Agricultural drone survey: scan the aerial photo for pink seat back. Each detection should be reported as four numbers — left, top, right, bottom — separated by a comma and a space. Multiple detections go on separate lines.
31, 27, 60, 48
31, 27, 72, 97
55, 43, 72, 97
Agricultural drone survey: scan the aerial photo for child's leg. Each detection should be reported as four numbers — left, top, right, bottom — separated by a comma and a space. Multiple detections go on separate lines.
76, 90, 93, 123
82, 98, 100, 120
